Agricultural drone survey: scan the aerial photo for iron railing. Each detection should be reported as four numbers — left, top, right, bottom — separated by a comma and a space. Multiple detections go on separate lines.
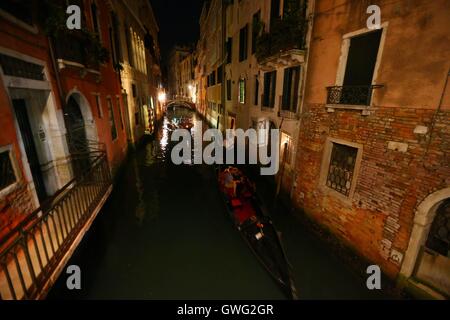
53, 32, 102, 70
0, 152, 111, 300
326, 85, 383, 106
54, 33, 86, 65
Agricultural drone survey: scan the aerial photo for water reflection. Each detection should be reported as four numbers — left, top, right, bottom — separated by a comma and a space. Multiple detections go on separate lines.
47, 105, 389, 300
132, 156, 147, 225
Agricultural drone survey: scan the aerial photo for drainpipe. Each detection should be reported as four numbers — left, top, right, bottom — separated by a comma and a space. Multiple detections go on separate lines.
220, 0, 227, 133
47, 35, 73, 158
48, 36, 66, 112
289, 0, 315, 202
275, 117, 285, 203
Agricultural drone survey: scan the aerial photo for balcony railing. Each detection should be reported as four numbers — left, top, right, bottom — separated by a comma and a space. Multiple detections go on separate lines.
0, 152, 112, 300
54, 33, 86, 65
255, 8, 307, 63
326, 85, 383, 106
53, 32, 108, 70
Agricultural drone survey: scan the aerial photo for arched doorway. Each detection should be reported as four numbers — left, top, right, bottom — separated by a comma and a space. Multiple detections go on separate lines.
64, 95, 88, 152
414, 199, 450, 297
63, 92, 97, 177
401, 188, 450, 298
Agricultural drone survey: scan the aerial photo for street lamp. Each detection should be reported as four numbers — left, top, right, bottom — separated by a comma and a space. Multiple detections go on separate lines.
158, 91, 167, 104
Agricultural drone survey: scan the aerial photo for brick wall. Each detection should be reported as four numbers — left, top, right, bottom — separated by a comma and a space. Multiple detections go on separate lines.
293, 104, 450, 278
0, 182, 34, 239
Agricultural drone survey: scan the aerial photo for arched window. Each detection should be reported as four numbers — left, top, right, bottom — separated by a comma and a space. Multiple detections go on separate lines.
126, 26, 134, 67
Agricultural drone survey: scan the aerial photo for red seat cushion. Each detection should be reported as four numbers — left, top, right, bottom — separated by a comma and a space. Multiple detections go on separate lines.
234, 201, 256, 224
231, 198, 242, 207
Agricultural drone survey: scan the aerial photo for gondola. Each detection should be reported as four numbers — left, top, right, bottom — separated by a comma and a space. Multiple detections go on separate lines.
217, 166, 298, 299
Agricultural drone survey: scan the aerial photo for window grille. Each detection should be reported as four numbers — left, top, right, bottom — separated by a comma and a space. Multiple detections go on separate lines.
0, 54, 44, 80
0, 149, 17, 191
326, 143, 358, 196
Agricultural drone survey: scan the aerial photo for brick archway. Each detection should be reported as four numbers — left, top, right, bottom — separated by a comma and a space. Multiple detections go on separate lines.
400, 187, 450, 280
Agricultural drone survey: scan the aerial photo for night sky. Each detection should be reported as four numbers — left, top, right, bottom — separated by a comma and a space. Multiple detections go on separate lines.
150, 0, 205, 62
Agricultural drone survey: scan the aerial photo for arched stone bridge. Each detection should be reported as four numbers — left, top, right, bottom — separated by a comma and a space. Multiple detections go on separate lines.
165, 99, 196, 110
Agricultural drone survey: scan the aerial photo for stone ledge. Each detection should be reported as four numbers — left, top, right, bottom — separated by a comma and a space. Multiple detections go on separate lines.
326, 104, 371, 115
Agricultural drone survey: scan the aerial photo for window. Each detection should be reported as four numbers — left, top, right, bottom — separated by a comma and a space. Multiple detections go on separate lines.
280, 132, 292, 165
334, 29, 383, 105
239, 25, 248, 62
91, 2, 100, 39
343, 30, 382, 87
254, 75, 259, 106
282, 66, 300, 112
226, 79, 232, 101
263, 71, 277, 108
211, 71, 216, 86
238, 79, 246, 104
116, 97, 124, 129
135, 100, 141, 125
230, 117, 235, 129
252, 11, 261, 54
0, 54, 44, 81
283, 0, 301, 16
270, 0, 281, 28
107, 98, 117, 140
326, 143, 358, 197
126, 26, 134, 67
226, 38, 232, 64
217, 65, 223, 84
0, 147, 17, 192
94, 94, 103, 118
0, 0, 33, 25
110, 12, 122, 65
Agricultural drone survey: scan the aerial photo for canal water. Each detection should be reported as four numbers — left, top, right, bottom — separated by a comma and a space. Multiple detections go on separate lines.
47, 107, 388, 300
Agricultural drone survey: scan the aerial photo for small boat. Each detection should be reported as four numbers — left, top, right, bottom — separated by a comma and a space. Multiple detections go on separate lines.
217, 166, 298, 299
179, 117, 194, 130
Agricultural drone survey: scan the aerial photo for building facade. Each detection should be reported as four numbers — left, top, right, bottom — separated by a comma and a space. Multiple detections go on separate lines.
167, 45, 192, 99
0, 0, 160, 239
292, 0, 450, 298
198, 0, 311, 193
114, 0, 162, 146
195, 0, 450, 298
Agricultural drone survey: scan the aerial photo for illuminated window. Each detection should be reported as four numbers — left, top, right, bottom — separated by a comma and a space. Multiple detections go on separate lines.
238, 79, 246, 104
280, 132, 292, 165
